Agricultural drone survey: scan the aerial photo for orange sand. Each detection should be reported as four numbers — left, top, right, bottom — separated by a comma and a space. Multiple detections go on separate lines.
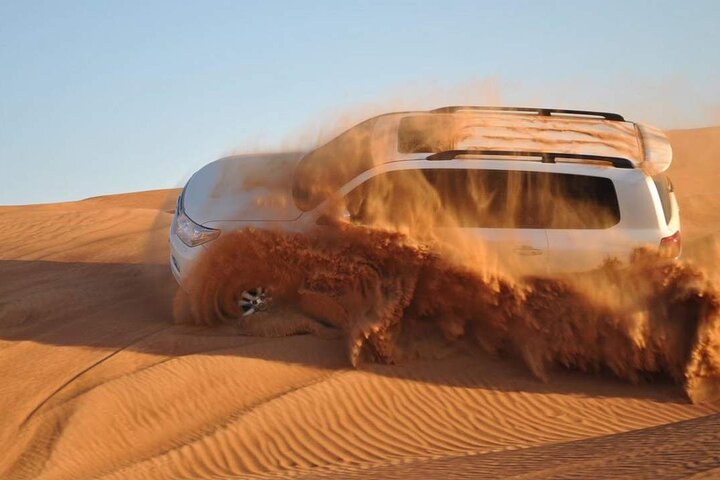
1, 127, 719, 479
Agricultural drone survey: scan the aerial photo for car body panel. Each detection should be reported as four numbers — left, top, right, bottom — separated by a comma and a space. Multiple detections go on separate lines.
461, 227, 549, 275
170, 107, 680, 287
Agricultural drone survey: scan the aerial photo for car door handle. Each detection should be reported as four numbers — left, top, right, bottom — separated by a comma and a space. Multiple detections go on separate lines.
514, 245, 544, 256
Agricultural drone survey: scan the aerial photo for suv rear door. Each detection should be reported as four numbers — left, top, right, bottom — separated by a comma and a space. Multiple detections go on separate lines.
542, 173, 624, 272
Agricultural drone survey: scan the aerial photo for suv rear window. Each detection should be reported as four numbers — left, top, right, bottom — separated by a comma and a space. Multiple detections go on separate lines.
345, 169, 620, 229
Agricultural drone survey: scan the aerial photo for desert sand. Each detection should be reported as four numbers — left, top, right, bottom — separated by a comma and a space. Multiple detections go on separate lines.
1, 127, 719, 479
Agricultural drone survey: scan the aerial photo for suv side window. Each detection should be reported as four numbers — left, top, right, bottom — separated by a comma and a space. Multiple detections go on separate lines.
344, 169, 620, 229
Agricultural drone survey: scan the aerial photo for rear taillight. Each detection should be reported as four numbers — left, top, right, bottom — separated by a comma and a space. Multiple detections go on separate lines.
660, 231, 681, 258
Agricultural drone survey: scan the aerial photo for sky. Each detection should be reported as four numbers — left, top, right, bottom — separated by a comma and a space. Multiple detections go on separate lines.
1, 0, 719, 205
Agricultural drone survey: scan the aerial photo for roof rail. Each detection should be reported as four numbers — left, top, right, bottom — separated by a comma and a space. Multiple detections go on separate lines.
429, 106, 625, 122
426, 149, 634, 169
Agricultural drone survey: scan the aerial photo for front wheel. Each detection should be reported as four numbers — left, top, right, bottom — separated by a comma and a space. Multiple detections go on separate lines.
238, 287, 272, 316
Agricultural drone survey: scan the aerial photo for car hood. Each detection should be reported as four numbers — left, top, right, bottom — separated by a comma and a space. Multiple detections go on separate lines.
183, 151, 307, 225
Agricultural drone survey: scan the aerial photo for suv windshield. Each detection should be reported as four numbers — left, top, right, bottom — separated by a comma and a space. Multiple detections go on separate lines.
344, 169, 620, 229
292, 118, 379, 211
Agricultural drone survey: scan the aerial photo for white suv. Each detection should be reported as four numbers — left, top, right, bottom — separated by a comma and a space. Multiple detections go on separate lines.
170, 107, 680, 313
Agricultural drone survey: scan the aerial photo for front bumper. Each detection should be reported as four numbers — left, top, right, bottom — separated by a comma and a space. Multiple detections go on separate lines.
169, 229, 206, 288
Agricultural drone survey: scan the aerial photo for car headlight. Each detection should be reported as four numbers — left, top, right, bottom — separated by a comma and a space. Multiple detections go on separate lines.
173, 191, 220, 247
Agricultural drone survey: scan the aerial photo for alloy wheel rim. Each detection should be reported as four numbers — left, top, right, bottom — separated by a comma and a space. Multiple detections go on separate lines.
239, 287, 270, 316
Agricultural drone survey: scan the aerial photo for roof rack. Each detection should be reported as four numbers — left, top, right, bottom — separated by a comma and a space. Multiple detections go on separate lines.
426, 149, 634, 169
429, 106, 625, 122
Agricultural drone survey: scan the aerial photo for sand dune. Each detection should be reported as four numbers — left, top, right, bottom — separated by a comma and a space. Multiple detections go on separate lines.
667, 126, 720, 242
1, 128, 719, 479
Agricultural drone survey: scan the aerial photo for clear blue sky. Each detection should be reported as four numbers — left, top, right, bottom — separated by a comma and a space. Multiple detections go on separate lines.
1, 0, 719, 205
